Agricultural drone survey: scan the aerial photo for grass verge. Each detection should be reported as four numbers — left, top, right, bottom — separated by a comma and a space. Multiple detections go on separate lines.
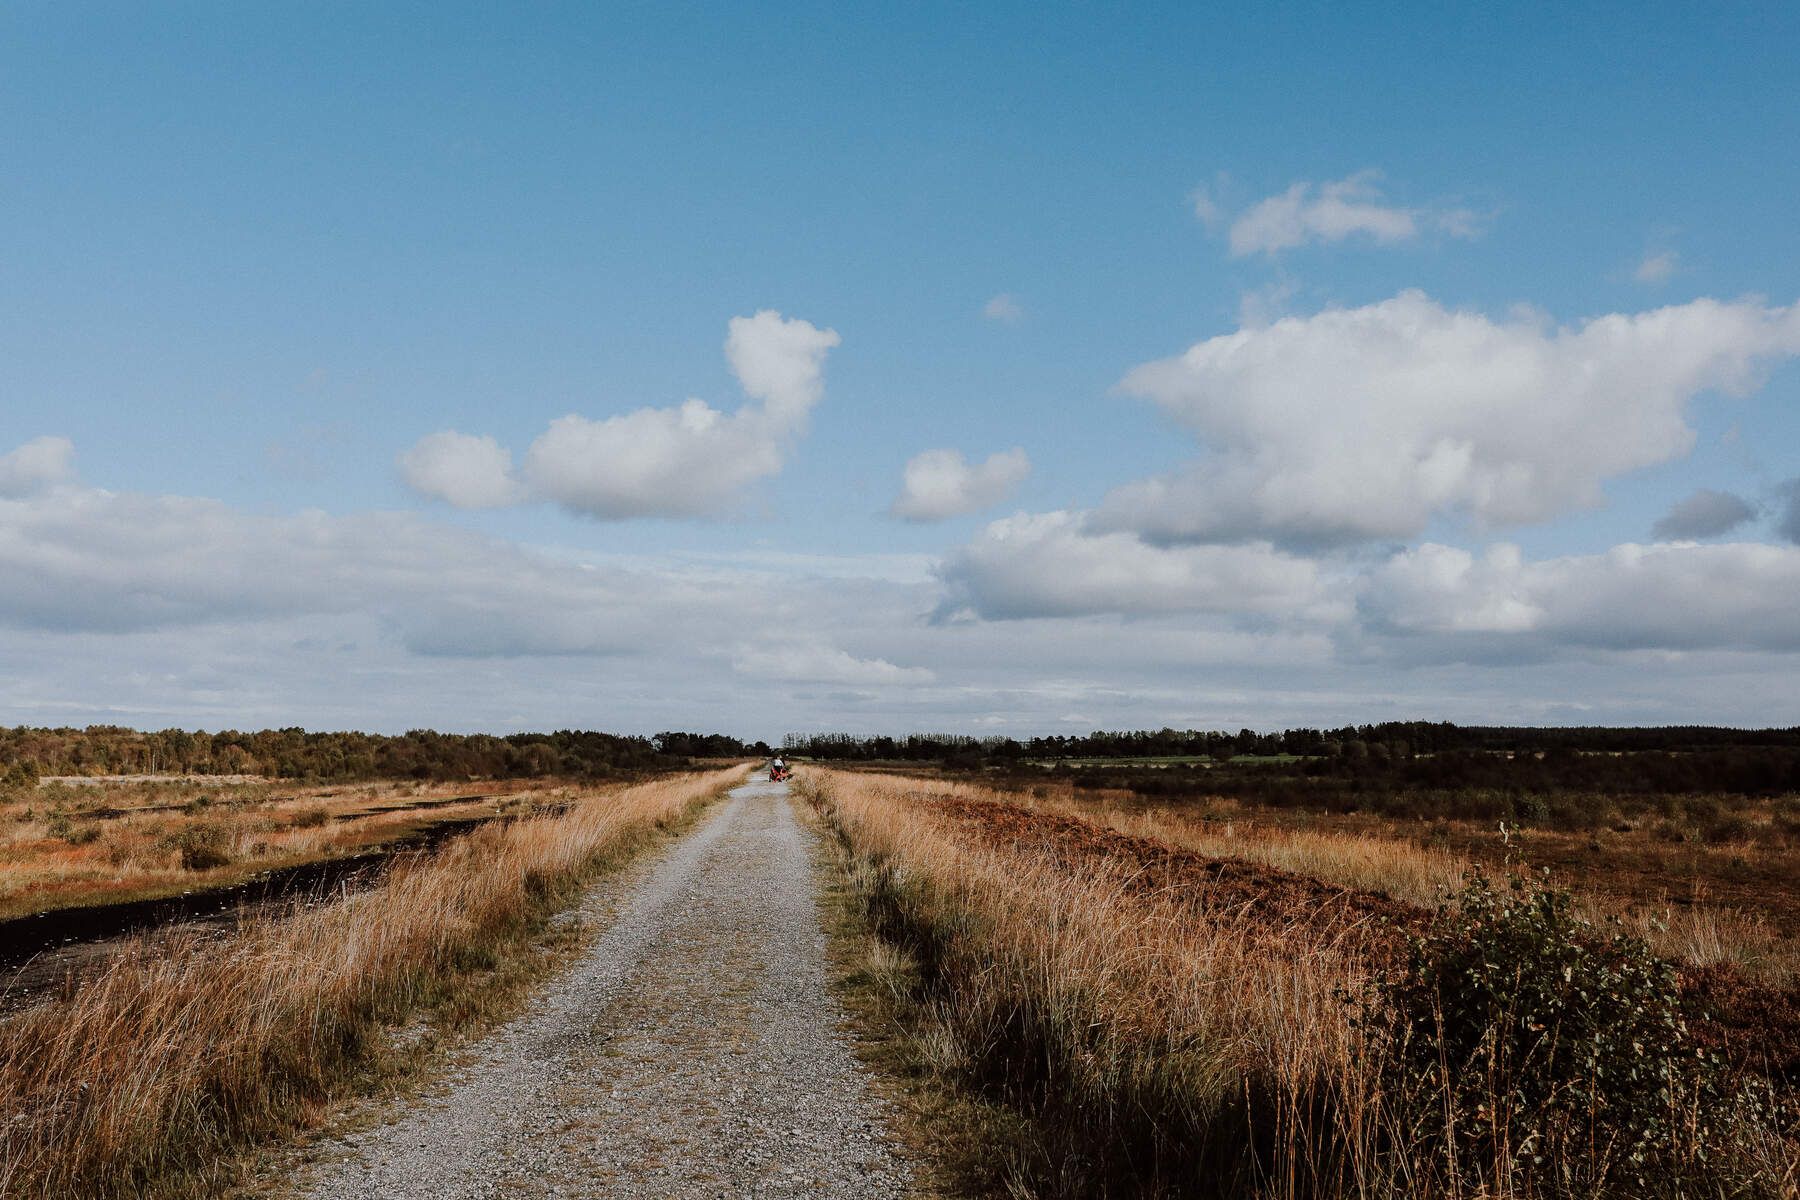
0, 767, 744, 1199
794, 792, 1031, 1198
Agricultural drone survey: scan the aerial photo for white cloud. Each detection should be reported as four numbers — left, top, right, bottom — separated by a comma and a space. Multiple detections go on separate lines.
1099, 291, 1800, 547
1635, 249, 1679, 285
522, 399, 779, 519
1224, 171, 1479, 257
721, 309, 840, 423
732, 641, 934, 686
890, 447, 1030, 522
1361, 540, 1800, 652
0, 436, 74, 497
982, 293, 1025, 324
400, 310, 839, 519
396, 431, 524, 508
1651, 488, 1756, 540
936, 510, 1334, 621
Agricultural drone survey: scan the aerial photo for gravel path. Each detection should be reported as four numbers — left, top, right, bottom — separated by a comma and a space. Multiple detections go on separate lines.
294, 777, 911, 1199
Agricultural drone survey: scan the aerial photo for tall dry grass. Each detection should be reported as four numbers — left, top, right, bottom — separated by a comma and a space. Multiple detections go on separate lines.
804, 768, 1794, 1198
0, 767, 742, 1199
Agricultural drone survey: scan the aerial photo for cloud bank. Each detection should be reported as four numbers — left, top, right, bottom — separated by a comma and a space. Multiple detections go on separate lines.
1361, 541, 1800, 652
937, 510, 1331, 621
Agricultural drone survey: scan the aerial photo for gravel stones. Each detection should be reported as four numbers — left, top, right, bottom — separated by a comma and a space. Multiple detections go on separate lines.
296, 777, 911, 1199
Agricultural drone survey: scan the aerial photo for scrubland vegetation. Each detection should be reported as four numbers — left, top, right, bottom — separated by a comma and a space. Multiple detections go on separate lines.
803, 767, 1799, 1198
0, 767, 741, 1199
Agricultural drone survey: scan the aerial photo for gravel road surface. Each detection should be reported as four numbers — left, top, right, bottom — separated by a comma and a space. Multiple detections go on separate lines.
294, 776, 911, 1199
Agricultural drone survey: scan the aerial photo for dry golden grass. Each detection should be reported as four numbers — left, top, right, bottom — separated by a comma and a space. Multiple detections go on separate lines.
803, 768, 1381, 1194
0, 779, 548, 919
0, 767, 743, 1199
803, 767, 1796, 1198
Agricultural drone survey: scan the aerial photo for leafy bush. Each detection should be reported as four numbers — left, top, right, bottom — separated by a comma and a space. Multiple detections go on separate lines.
1368, 874, 1743, 1196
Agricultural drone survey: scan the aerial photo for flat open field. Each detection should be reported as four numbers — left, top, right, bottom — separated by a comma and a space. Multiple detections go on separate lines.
5, 759, 1797, 1199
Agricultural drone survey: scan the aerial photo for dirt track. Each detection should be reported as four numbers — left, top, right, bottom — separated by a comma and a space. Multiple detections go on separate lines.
289, 776, 910, 1199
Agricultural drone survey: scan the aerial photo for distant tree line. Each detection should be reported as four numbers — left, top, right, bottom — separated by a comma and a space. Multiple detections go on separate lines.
650, 731, 770, 759
0, 726, 757, 784
784, 722, 1800, 764
782, 723, 1800, 799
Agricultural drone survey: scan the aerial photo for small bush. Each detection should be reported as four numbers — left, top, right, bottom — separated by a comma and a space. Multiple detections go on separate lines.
1703, 813, 1757, 845
164, 822, 233, 871
1773, 797, 1800, 840
289, 806, 331, 829
1509, 791, 1551, 825
1368, 874, 1743, 1195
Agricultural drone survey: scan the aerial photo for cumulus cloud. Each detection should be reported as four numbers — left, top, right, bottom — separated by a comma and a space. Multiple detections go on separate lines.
396, 431, 523, 508
1651, 488, 1756, 540
982, 293, 1025, 324
936, 510, 1332, 621
0, 436, 75, 497
1098, 292, 1800, 547
721, 309, 839, 422
401, 311, 839, 519
1361, 540, 1800, 652
890, 448, 1030, 522
1635, 249, 1679, 285
1223, 171, 1479, 257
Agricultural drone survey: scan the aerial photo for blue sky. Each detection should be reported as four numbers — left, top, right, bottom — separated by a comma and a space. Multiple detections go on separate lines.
2, 3, 1798, 736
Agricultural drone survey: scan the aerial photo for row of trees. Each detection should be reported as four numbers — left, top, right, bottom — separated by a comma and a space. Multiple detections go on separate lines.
782, 722, 1800, 765
0, 726, 755, 783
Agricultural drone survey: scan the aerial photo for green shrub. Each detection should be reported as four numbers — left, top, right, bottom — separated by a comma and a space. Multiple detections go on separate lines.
1367, 874, 1745, 1196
